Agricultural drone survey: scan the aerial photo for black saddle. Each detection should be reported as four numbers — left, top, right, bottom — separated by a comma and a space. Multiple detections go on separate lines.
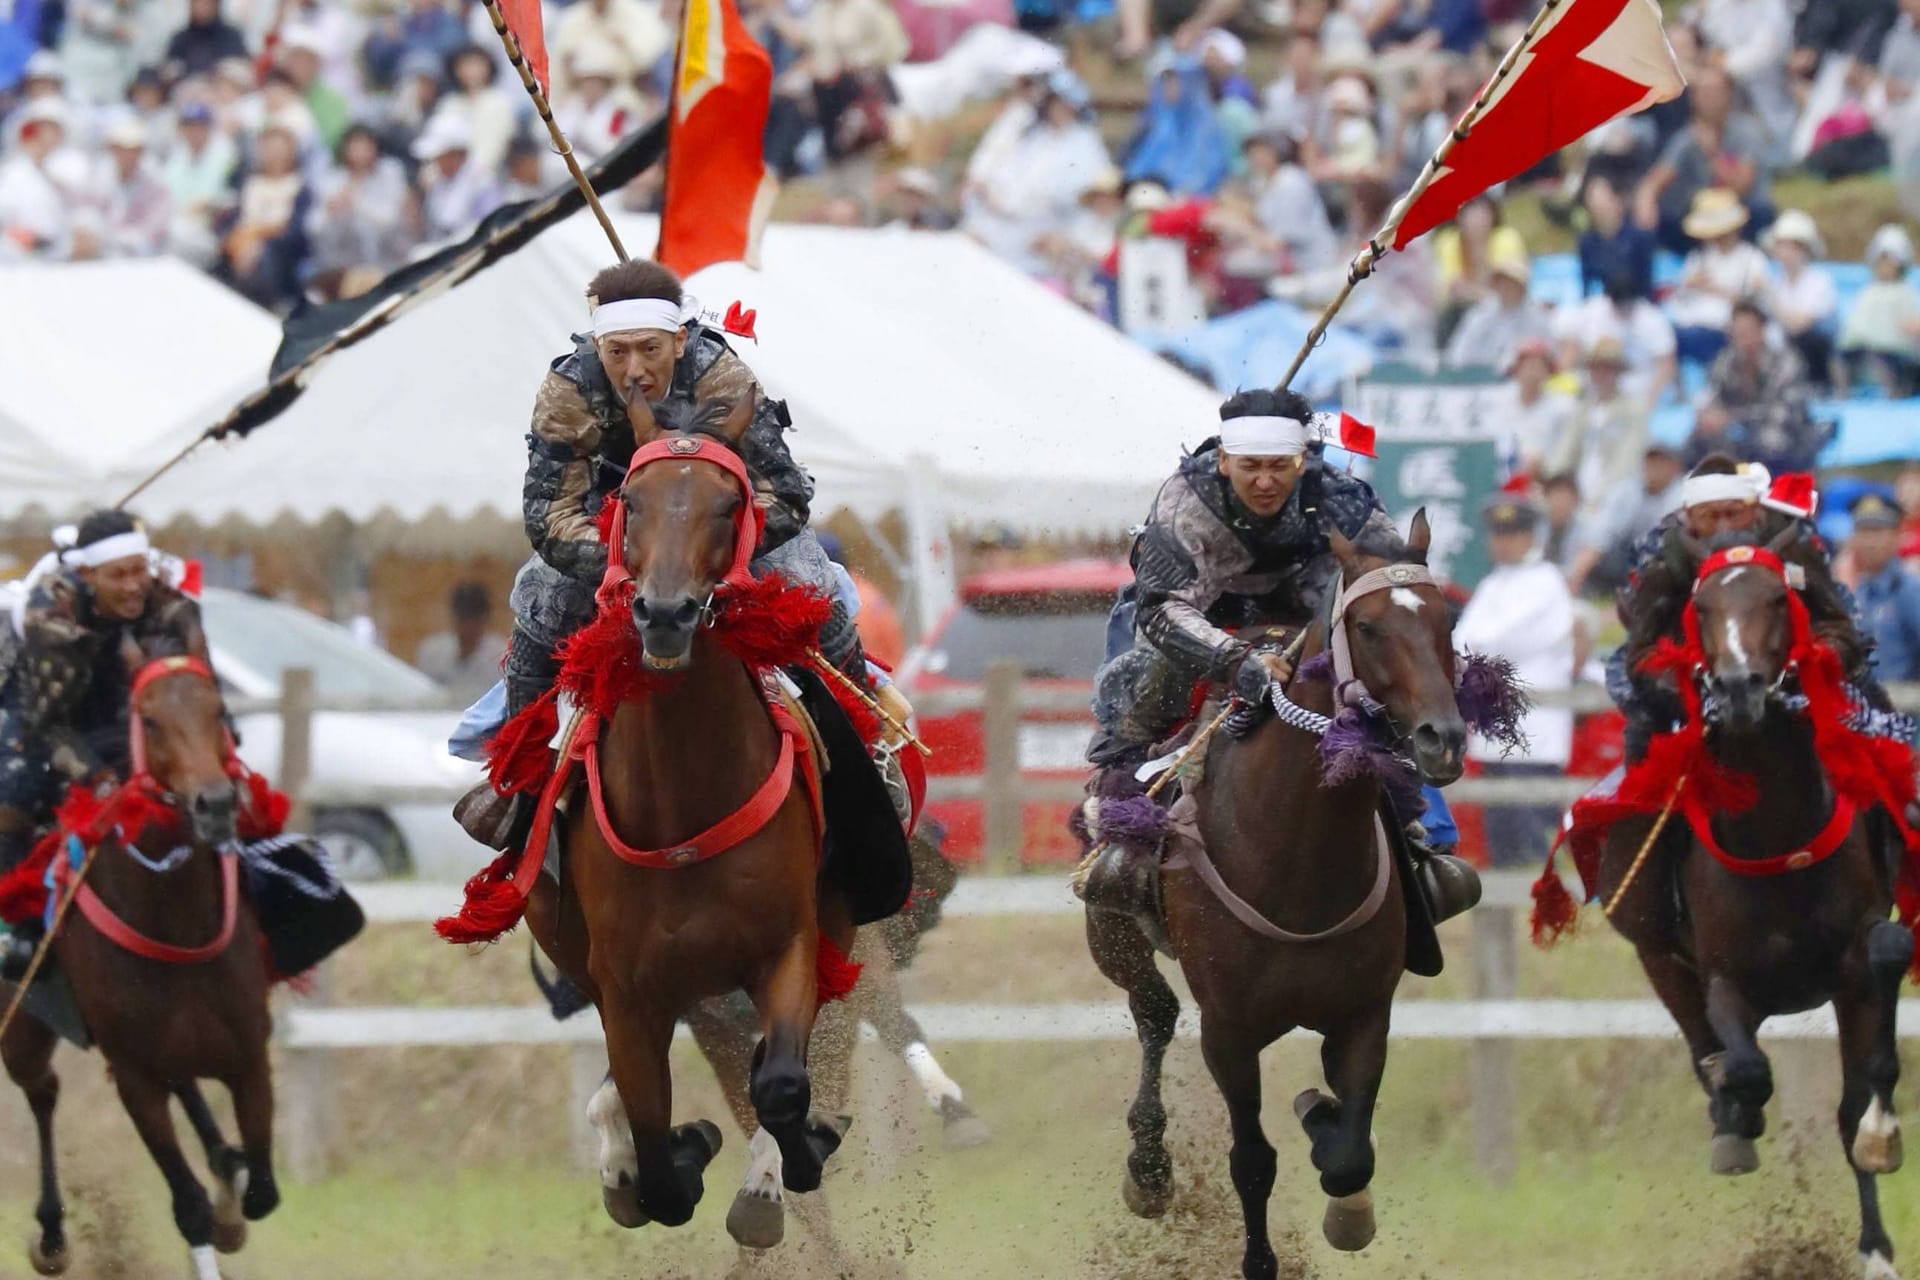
785, 666, 914, 927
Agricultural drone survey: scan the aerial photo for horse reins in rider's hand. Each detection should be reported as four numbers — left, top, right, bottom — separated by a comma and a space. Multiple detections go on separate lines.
0, 838, 104, 1047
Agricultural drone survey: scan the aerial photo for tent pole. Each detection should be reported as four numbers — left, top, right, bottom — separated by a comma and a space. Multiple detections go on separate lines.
1274, 0, 1567, 392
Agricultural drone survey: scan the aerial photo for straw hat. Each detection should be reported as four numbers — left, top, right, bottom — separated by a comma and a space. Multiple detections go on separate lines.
1681, 187, 1749, 241
1760, 208, 1825, 258
1489, 244, 1531, 285
1585, 335, 1629, 369
1504, 337, 1556, 376
1079, 166, 1123, 203
1325, 76, 1371, 115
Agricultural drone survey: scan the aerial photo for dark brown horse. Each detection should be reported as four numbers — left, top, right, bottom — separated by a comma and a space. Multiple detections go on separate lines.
1088, 514, 1467, 1280
1599, 539, 1910, 1279
1, 652, 279, 1280
525, 427, 855, 1243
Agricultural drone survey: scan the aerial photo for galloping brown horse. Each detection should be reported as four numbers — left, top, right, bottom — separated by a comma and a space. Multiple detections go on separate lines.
1599, 537, 1912, 1279
525, 423, 855, 1241
1088, 513, 1467, 1280
1, 651, 279, 1280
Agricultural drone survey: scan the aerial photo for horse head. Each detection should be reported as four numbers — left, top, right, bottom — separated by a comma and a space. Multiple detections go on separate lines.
1689, 524, 1800, 733
1326, 509, 1467, 785
126, 639, 238, 847
617, 398, 760, 671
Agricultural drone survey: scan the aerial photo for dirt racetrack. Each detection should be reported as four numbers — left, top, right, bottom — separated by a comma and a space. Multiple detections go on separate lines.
0, 911, 1912, 1279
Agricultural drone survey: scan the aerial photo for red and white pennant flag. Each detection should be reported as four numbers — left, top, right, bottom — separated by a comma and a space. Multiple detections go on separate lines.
1381, 0, 1685, 250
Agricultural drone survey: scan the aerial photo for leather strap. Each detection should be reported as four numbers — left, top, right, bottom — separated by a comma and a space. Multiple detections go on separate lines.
1685, 792, 1856, 877
1169, 810, 1394, 943
1330, 562, 1436, 689
585, 729, 800, 869
60, 849, 239, 964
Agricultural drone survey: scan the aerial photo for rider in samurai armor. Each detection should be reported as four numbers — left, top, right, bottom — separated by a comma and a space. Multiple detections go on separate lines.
1076, 389, 1481, 930
1609, 454, 1904, 763
458, 257, 908, 850
0, 511, 207, 978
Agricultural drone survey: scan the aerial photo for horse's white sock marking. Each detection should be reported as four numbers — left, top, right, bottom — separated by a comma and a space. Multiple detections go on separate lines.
190, 1243, 223, 1280
1390, 588, 1424, 614
588, 1079, 637, 1190
1862, 1248, 1901, 1279
741, 1128, 784, 1203
1863, 1096, 1901, 1143
904, 1041, 963, 1108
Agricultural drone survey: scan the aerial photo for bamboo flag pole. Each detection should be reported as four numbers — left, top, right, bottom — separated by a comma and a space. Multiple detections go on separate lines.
1275, 0, 1568, 391
481, 0, 630, 262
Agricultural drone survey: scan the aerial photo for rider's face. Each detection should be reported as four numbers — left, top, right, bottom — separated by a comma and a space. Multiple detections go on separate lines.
596, 327, 688, 406
1684, 498, 1761, 541
1218, 452, 1304, 518
82, 555, 153, 622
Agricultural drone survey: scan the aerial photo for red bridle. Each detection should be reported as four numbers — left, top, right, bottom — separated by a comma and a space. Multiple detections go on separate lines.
598, 435, 766, 609
127, 654, 237, 781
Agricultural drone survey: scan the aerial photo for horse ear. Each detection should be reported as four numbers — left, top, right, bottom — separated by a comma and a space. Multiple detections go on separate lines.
1327, 524, 1357, 572
1764, 520, 1799, 557
625, 393, 661, 443
716, 397, 755, 444
1406, 509, 1431, 565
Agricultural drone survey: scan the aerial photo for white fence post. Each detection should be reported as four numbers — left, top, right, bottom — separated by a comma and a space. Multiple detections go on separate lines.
1469, 903, 1518, 1185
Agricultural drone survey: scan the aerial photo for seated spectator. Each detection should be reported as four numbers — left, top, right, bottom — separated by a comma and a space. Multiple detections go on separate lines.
1849, 493, 1920, 681
1040, 167, 1123, 317
1494, 338, 1575, 475
163, 0, 248, 83
1577, 173, 1654, 300
307, 122, 415, 279
0, 102, 90, 259
1240, 130, 1335, 273
378, 50, 445, 159
1667, 188, 1771, 364
1568, 440, 1686, 596
62, 0, 169, 107
1690, 297, 1820, 471
162, 100, 236, 264
1199, 29, 1255, 107
1898, 459, 1920, 552
412, 112, 499, 242
3, 50, 92, 149
415, 582, 507, 703
278, 26, 349, 154
1539, 471, 1583, 575
1697, 0, 1796, 148
1838, 222, 1920, 396
443, 43, 518, 176
363, 0, 467, 91
1125, 55, 1230, 197
1556, 268, 1679, 409
235, 67, 319, 160
884, 166, 956, 230
963, 73, 1109, 275
807, 0, 909, 161
1633, 65, 1776, 254
549, 0, 671, 104
1547, 336, 1650, 514
89, 112, 169, 255
1389, 57, 1454, 193
552, 46, 639, 164
499, 135, 557, 202
1761, 209, 1838, 387
218, 122, 310, 307
1310, 72, 1383, 184
1261, 30, 1324, 146
1454, 490, 1573, 868
1271, 177, 1432, 357
1433, 193, 1526, 348
1444, 246, 1550, 371
124, 66, 171, 153
1794, 0, 1898, 83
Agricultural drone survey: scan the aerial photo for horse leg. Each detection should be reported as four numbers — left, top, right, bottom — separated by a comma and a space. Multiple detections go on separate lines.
864, 962, 989, 1149
1199, 1024, 1279, 1280
114, 1063, 222, 1280
175, 1083, 248, 1254
1703, 972, 1772, 1175
686, 994, 790, 1251
227, 1052, 280, 1225
1294, 1009, 1387, 1254
3, 1017, 68, 1276
597, 992, 722, 1229
747, 930, 846, 1196
1837, 922, 1912, 1280
1086, 907, 1180, 1218
1636, 946, 1731, 1133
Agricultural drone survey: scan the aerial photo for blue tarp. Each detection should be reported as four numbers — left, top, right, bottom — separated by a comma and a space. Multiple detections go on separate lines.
1137, 300, 1375, 406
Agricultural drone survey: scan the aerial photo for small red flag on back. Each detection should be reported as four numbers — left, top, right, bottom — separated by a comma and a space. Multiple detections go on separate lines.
497, 0, 550, 96
1384, 0, 1683, 250
655, 0, 777, 277
1336, 412, 1377, 458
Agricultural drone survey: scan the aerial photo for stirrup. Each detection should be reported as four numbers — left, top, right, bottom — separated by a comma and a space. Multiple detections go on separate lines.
1417, 852, 1483, 924
873, 742, 913, 828
454, 782, 532, 853
1073, 841, 1160, 920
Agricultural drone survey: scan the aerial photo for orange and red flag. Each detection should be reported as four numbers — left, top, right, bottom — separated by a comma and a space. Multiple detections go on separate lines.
496, 0, 550, 96
655, 0, 776, 277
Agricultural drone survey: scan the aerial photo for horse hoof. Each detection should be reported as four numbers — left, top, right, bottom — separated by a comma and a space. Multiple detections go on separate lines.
209, 1220, 246, 1255
1293, 1089, 1336, 1125
1853, 1103, 1904, 1174
602, 1180, 651, 1230
1710, 1134, 1760, 1176
1862, 1248, 1902, 1280
679, 1119, 725, 1166
939, 1098, 992, 1151
1321, 1190, 1376, 1253
726, 1190, 786, 1250
28, 1238, 68, 1276
1121, 1168, 1172, 1219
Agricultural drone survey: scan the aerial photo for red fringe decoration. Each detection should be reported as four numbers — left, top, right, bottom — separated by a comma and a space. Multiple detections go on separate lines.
815, 931, 862, 1005
1528, 845, 1580, 946
434, 846, 529, 944
487, 695, 560, 798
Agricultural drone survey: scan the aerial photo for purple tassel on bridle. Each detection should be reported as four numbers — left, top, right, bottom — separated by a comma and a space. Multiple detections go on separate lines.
1456, 652, 1531, 754
1093, 794, 1171, 849
1316, 706, 1425, 813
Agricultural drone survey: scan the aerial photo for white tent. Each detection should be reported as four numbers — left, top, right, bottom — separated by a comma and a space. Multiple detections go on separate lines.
0, 259, 282, 519
125, 213, 1218, 540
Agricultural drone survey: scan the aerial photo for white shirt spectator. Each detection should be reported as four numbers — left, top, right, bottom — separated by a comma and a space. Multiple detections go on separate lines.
1251, 162, 1336, 271
1697, 0, 1795, 147
87, 149, 172, 256
1770, 260, 1838, 334
420, 156, 500, 242
1495, 381, 1576, 474
1668, 238, 1771, 332
1556, 296, 1678, 404
0, 152, 75, 258
1454, 556, 1574, 766
549, 0, 672, 103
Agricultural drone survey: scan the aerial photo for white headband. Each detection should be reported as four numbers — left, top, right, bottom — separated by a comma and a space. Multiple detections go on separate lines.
590, 297, 687, 338
1681, 468, 1766, 509
61, 530, 150, 568
1219, 415, 1309, 457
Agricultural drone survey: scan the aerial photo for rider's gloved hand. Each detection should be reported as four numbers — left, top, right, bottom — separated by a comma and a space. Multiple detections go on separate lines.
1232, 653, 1276, 706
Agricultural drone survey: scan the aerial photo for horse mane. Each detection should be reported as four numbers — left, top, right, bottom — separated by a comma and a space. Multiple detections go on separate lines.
1351, 524, 1423, 567
650, 398, 748, 454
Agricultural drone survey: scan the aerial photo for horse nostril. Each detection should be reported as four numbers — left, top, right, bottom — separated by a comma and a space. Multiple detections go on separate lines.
637, 596, 700, 631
